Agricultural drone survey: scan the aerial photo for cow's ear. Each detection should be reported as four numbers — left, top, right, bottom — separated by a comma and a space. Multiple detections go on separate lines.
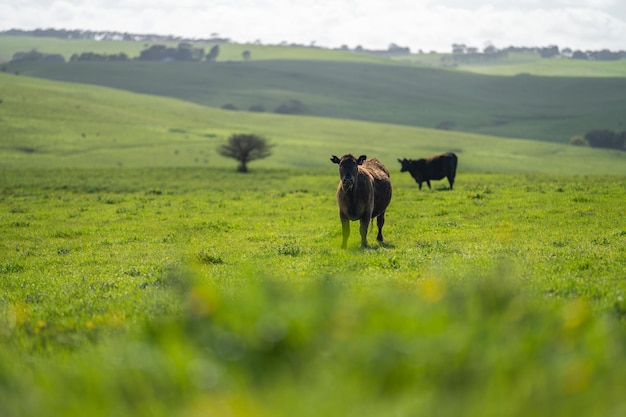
330, 155, 340, 164
397, 158, 402, 163
357, 155, 367, 165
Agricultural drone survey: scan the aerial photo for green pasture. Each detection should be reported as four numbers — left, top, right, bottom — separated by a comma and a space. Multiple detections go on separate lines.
1, 167, 625, 417
395, 52, 626, 77
0, 36, 152, 64
2, 51, 626, 417
7, 59, 626, 144
3, 35, 626, 144
449, 52, 626, 78
2, 72, 626, 174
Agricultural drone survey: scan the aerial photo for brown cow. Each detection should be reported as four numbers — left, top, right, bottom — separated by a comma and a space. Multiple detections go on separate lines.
398, 152, 458, 190
330, 154, 392, 249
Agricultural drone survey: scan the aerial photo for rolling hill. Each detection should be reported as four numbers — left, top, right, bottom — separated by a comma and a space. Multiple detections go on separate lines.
1, 71, 625, 174
2, 35, 626, 145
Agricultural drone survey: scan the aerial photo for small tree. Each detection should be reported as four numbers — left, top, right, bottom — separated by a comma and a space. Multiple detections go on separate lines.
569, 135, 587, 147
206, 45, 220, 62
274, 99, 305, 114
218, 134, 273, 172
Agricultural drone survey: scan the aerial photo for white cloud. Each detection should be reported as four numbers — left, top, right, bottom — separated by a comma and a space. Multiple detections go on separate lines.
49, 1, 78, 23
1, 0, 625, 51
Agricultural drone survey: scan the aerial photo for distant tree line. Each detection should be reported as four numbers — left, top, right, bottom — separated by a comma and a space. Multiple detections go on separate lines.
584, 130, 626, 151
10, 49, 65, 63
70, 52, 130, 62
4, 28, 625, 64
539, 45, 625, 61
443, 43, 509, 64
138, 43, 220, 62
10, 49, 132, 63
9, 43, 227, 63
449, 43, 626, 62
0, 28, 230, 43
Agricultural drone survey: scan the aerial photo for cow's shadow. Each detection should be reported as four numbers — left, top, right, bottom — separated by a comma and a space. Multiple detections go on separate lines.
363, 241, 395, 250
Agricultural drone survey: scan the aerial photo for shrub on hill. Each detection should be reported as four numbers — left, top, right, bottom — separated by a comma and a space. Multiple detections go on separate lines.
436, 121, 456, 130
248, 104, 265, 112
274, 99, 305, 115
205, 45, 220, 63
569, 136, 587, 147
584, 129, 626, 151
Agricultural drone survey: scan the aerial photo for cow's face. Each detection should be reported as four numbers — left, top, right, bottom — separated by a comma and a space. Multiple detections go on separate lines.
398, 158, 410, 172
331, 154, 366, 191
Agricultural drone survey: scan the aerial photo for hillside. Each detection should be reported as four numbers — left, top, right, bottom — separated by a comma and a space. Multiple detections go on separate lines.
1, 72, 625, 174
7, 58, 626, 144
3, 35, 626, 145
0, 35, 387, 66
453, 54, 626, 78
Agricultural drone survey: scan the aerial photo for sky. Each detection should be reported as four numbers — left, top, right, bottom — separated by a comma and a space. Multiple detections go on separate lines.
2, 0, 626, 52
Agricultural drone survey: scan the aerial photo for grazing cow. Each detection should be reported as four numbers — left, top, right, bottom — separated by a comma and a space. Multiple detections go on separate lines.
330, 154, 392, 249
398, 152, 458, 190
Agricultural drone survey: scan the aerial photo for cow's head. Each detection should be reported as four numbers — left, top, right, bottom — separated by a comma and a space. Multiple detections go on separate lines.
331, 154, 366, 191
398, 158, 410, 172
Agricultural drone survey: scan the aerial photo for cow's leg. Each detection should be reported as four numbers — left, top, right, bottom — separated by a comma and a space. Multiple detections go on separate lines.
359, 217, 369, 247
448, 175, 454, 190
418, 181, 423, 190
376, 212, 385, 242
426, 180, 432, 189
341, 216, 350, 249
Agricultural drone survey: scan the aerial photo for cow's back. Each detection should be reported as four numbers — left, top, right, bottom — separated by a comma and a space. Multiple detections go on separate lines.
363, 158, 390, 180
427, 153, 456, 179
361, 158, 391, 218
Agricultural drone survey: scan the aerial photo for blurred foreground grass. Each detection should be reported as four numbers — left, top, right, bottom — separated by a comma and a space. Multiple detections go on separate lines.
2, 270, 626, 417
1, 168, 625, 416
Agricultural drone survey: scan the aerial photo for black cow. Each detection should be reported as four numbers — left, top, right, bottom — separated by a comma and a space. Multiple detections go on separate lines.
398, 152, 458, 190
331, 154, 392, 248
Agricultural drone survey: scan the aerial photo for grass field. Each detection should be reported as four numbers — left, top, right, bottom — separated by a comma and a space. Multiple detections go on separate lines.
2, 72, 625, 174
1, 39, 626, 416
446, 52, 626, 77
1, 167, 625, 417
